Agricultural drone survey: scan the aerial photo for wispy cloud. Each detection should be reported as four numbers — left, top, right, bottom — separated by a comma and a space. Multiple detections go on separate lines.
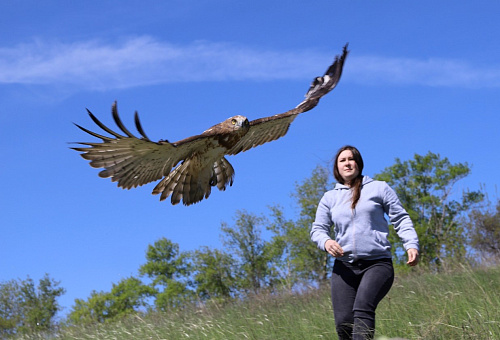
0, 36, 499, 90
349, 56, 500, 88
0, 37, 328, 90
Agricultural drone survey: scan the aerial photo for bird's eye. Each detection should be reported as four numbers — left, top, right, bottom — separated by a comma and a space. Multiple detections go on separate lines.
231, 119, 237, 125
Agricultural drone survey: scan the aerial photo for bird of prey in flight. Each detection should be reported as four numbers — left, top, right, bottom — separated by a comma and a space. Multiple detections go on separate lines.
73, 44, 349, 205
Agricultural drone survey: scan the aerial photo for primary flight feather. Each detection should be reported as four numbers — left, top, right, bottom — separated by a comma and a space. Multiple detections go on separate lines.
73, 44, 349, 205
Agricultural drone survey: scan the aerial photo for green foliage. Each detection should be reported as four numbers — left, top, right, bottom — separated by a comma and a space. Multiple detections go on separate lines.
189, 247, 236, 301
378, 265, 500, 339
68, 291, 112, 325
265, 205, 298, 288
0, 274, 65, 336
139, 237, 189, 285
46, 265, 500, 340
10, 151, 498, 338
68, 239, 193, 325
267, 165, 334, 284
374, 151, 484, 268
152, 278, 193, 311
291, 165, 334, 282
221, 210, 279, 293
109, 277, 156, 314
67, 277, 155, 325
8, 151, 496, 336
0, 279, 21, 336
467, 197, 500, 259
138, 237, 193, 310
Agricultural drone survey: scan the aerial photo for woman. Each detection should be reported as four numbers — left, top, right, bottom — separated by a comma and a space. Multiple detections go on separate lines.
310, 146, 419, 340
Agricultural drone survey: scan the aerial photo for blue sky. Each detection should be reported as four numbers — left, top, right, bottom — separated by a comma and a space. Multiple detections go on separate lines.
1, 1, 499, 317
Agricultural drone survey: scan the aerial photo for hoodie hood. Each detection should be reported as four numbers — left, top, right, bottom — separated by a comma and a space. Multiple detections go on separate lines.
310, 176, 420, 262
334, 175, 375, 190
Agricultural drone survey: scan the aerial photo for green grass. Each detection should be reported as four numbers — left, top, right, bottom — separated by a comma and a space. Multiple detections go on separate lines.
377, 265, 500, 339
18, 265, 500, 340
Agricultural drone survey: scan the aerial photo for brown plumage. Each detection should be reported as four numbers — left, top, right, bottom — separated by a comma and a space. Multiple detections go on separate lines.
72, 44, 349, 205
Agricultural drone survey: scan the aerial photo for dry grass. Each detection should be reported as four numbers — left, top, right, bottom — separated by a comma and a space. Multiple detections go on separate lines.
15, 264, 500, 340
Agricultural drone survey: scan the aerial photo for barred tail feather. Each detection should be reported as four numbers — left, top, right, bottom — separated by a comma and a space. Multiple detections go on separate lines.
213, 157, 234, 190
152, 157, 235, 206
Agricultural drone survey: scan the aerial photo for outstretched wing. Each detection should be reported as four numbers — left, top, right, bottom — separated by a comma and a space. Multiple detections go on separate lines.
227, 43, 349, 155
72, 102, 213, 190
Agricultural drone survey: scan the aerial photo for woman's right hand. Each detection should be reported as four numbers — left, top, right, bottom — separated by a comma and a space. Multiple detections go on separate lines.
325, 239, 344, 258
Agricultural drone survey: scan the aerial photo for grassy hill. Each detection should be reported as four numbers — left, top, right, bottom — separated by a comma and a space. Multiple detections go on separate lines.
19, 265, 500, 340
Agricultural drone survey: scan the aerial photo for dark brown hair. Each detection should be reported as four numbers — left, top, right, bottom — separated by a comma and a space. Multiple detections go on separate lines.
333, 145, 364, 209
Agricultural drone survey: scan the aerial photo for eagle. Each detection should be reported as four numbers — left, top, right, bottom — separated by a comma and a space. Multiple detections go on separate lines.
73, 44, 349, 206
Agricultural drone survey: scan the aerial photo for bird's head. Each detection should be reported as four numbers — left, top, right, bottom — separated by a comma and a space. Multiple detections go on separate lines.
202, 115, 249, 136
226, 115, 250, 131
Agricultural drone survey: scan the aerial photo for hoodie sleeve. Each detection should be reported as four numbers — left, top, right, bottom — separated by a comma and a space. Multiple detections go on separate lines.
310, 193, 333, 251
382, 183, 420, 251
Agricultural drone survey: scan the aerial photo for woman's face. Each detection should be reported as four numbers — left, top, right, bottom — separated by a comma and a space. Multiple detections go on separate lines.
337, 149, 359, 185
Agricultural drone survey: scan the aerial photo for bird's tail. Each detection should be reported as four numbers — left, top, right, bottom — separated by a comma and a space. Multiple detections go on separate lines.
152, 157, 234, 205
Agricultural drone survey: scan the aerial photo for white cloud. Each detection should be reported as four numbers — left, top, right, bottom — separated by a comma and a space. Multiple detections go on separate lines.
348, 56, 500, 88
0, 36, 499, 90
0, 37, 328, 90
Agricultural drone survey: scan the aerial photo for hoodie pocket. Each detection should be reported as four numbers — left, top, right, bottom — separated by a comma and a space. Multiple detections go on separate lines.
372, 229, 391, 250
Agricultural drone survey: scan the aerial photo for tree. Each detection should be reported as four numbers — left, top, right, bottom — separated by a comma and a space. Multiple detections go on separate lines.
0, 279, 22, 336
108, 277, 156, 315
267, 165, 334, 286
139, 238, 193, 310
67, 277, 155, 325
467, 197, 500, 260
264, 205, 297, 289
290, 165, 334, 282
374, 151, 484, 268
0, 274, 65, 336
189, 247, 236, 301
68, 290, 113, 325
221, 210, 279, 294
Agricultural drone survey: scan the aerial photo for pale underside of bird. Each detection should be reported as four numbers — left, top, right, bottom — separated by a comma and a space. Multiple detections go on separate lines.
72, 44, 349, 206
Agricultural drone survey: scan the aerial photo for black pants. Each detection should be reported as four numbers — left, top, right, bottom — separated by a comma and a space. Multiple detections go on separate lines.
331, 258, 394, 340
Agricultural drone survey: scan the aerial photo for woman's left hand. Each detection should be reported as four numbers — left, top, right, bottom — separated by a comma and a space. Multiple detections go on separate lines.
406, 248, 419, 266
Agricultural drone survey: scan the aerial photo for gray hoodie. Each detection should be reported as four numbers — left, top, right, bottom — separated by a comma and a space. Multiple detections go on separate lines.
310, 176, 419, 263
